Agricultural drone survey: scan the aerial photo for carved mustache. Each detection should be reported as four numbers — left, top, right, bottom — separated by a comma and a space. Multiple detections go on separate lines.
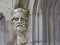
16, 24, 22, 27
16, 22, 25, 26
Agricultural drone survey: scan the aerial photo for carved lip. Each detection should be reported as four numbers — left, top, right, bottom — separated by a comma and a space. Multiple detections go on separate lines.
16, 24, 22, 27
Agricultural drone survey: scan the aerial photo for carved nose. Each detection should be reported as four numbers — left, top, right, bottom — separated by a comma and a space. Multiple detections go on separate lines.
18, 18, 21, 22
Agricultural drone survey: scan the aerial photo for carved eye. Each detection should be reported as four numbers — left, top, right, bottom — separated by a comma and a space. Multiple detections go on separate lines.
21, 18, 25, 21
11, 18, 14, 21
12, 17, 19, 22
14, 18, 19, 21
21, 17, 28, 22
21, 18, 24, 20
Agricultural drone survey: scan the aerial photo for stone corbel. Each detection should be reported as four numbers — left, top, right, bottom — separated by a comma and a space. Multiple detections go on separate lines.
10, 8, 29, 45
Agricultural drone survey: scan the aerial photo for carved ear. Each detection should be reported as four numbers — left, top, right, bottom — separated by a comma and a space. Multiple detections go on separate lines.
24, 9, 29, 17
11, 8, 15, 12
8, 17, 14, 25
11, 8, 15, 16
26, 9, 29, 14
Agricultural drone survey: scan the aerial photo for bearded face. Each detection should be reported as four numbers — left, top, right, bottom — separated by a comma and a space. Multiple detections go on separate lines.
11, 8, 28, 32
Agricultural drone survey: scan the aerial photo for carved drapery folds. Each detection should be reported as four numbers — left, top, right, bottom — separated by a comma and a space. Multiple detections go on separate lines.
10, 8, 29, 45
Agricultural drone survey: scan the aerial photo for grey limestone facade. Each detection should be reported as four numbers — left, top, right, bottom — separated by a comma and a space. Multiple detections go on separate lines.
0, 0, 60, 45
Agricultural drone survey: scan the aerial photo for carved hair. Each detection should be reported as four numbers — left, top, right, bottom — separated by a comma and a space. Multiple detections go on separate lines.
11, 8, 29, 16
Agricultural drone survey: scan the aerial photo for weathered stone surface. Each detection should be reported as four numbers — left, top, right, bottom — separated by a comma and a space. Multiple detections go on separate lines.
0, 0, 60, 45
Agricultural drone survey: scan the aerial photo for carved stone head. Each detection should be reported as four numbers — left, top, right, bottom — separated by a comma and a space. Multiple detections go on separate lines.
11, 8, 29, 32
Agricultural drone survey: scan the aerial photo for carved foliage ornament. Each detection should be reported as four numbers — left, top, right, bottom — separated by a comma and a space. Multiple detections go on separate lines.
10, 8, 29, 45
